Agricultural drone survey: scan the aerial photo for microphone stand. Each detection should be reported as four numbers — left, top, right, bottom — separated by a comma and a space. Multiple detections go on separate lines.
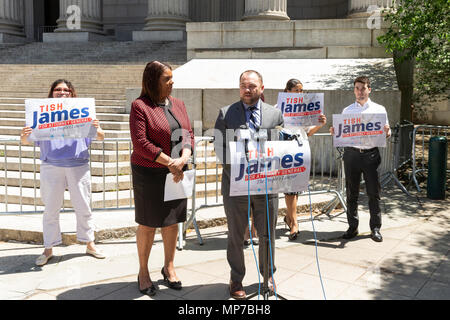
246, 131, 287, 301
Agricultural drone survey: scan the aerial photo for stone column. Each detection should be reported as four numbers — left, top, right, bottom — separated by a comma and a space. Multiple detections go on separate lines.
55, 0, 104, 34
242, 0, 289, 21
133, 0, 189, 41
44, 0, 105, 42
348, 0, 397, 17
0, 0, 26, 43
144, 0, 189, 30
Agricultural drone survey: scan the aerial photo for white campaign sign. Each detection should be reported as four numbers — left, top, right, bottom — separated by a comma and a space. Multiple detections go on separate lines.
25, 98, 97, 141
332, 113, 387, 148
276, 92, 324, 128
229, 140, 311, 196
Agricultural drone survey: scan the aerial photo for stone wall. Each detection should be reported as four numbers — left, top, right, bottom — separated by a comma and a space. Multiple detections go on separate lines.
126, 88, 401, 130
413, 96, 450, 126
287, 0, 349, 20
102, 0, 147, 40
187, 18, 391, 60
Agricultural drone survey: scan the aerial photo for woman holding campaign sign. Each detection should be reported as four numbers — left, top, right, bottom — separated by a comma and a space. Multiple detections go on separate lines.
129, 61, 194, 296
276, 79, 326, 240
20, 79, 105, 267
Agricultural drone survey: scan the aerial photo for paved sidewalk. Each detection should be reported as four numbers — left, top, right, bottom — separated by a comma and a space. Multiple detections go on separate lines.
0, 188, 448, 301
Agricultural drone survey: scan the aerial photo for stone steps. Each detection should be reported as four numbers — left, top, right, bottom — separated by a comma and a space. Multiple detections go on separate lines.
0, 186, 135, 209
0, 98, 126, 106
0, 41, 187, 65
0, 145, 131, 162
0, 92, 127, 100
0, 137, 132, 151
0, 119, 126, 129
0, 110, 129, 122
0, 157, 131, 176
0, 180, 221, 209
0, 170, 133, 192
0, 126, 129, 138
0, 103, 127, 113
0, 87, 129, 94
0, 58, 190, 212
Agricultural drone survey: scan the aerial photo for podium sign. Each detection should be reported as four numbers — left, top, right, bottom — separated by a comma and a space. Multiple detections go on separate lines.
229, 140, 311, 196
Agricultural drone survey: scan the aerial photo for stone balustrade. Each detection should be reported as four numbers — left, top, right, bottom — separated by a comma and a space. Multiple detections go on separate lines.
349, 0, 397, 15
242, 0, 289, 21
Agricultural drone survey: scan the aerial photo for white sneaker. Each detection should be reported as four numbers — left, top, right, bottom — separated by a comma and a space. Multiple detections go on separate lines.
86, 248, 106, 259
35, 254, 53, 266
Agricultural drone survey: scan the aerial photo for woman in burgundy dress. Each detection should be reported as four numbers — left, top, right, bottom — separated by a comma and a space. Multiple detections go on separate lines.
129, 61, 194, 296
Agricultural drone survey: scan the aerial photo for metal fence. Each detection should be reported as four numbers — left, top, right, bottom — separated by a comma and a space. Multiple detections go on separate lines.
0, 137, 135, 214
0, 132, 398, 218
379, 121, 414, 196
37, 26, 57, 42
3, 125, 444, 247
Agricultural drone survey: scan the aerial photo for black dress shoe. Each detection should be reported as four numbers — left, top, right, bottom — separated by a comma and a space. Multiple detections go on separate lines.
371, 229, 383, 242
138, 276, 156, 296
161, 267, 182, 290
342, 228, 358, 239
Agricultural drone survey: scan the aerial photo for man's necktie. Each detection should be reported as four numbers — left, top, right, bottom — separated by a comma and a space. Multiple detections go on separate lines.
248, 105, 260, 130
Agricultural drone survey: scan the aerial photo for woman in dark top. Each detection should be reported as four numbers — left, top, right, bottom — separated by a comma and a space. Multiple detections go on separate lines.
129, 61, 194, 296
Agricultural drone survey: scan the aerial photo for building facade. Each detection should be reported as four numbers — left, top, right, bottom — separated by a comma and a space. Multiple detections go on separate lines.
0, 0, 396, 42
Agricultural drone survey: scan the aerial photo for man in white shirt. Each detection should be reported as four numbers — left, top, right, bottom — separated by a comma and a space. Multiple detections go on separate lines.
330, 76, 391, 242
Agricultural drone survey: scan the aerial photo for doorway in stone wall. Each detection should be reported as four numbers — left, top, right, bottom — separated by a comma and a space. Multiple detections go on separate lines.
37, 0, 60, 41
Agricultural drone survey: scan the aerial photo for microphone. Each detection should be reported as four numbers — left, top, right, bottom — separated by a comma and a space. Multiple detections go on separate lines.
275, 126, 303, 146
255, 128, 268, 155
237, 125, 251, 161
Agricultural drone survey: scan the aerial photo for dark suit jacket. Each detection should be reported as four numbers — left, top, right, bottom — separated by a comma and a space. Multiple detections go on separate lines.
130, 96, 194, 168
214, 100, 284, 197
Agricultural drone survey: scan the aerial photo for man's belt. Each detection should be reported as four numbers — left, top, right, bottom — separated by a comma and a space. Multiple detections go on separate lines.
345, 147, 378, 153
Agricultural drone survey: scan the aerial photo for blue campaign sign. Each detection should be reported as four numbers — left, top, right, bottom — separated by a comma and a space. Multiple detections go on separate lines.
332, 113, 387, 148
25, 98, 97, 141
276, 92, 324, 128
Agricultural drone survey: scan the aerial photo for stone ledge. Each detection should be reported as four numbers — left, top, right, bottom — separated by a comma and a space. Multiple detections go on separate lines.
133, 30, 186, 41
0, 33, 27, 44
43, 32, 109, 43
187, 46, 390, 59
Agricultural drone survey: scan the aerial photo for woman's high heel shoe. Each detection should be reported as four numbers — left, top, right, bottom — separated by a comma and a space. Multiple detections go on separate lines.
138, 276, 156, 296
288, 230, 299, 241
161, 267, 182, 290
283, 216, 291, 231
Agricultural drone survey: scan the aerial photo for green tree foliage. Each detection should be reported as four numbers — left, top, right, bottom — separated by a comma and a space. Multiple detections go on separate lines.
378, 0, 450, 113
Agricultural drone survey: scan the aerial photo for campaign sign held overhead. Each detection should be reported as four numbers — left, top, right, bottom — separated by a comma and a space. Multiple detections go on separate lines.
229, 140, 311, 196
25, 98, 97, 141
332, 113, 387, 148
276, 92, 324, 128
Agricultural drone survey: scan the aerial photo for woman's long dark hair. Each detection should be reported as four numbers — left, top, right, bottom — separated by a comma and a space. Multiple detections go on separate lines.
48, 79, 76, 98
140, 61, 172, 104
284, 78, 303, 92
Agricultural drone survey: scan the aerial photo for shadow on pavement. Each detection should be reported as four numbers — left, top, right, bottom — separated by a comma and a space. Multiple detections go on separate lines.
56, 281, 231, 300
0, 253, 86, 275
